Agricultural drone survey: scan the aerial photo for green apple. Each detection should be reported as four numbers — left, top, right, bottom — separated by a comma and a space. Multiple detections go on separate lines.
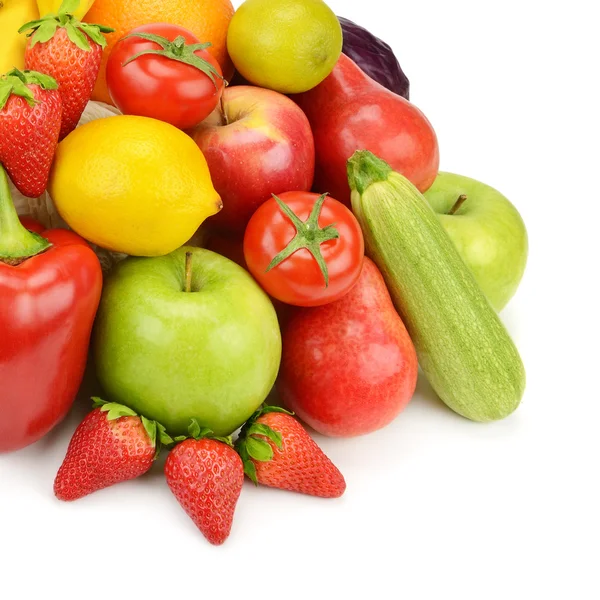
424, 172, 528, 311
93, 247, 282, 436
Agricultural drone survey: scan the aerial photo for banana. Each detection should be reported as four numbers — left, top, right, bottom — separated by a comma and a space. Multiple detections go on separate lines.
0, 0, 39, 74
36, 0, 95, 19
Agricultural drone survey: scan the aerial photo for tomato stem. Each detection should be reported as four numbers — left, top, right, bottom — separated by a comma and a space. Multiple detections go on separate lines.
119, 32, 223, 89
0, 165, 51, 263
266, 193, 339, 288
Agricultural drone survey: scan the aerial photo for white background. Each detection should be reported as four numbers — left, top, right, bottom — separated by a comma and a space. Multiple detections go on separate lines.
1, 0, 599, 598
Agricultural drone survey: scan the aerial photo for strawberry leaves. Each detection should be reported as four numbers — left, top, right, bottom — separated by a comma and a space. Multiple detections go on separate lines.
65, 21, 90, 49
173, 418, 233, 446
235, 405, 292, 483
0, 69, 58, 110
18, 0, 114, 51
79, 22, 114, 47
91, 397, 174, 457
59, 0, 83, 14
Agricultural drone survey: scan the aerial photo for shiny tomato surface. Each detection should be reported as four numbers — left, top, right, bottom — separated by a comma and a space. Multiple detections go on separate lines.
243, 191, 364, 307
106, 23, 224, 130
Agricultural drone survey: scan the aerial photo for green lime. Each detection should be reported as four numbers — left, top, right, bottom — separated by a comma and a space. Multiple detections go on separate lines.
227, 0, 342, 94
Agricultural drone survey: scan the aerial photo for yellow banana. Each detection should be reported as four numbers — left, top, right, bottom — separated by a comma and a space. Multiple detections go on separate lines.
36, 0, 94, 19
0, 0, 39, 74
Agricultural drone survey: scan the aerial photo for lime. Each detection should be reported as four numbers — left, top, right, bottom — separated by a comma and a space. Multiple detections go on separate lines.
227, 0, 342, 94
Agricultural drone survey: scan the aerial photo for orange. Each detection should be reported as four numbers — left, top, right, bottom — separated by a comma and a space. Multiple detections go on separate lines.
84, 0, 235, 105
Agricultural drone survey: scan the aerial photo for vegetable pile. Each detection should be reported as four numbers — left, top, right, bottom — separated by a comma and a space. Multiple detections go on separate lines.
0, 0, 528, 546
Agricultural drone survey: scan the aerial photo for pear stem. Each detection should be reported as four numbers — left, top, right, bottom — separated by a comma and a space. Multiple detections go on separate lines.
448, 194, 467, 215
184, 251, 193, 293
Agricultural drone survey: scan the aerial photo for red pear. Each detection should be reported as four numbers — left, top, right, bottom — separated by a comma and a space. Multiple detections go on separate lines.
278, 257, 418, 437
293, 53, 439, 205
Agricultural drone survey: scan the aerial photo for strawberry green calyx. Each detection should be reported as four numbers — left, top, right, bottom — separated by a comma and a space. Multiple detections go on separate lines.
235, 405, 292, 483
266, 193, 340, 287
18, 0, 114, 51
91, 397, 174, 457
0, 165, 52, 263
172, 418, 233, 446
0, 69, 58, 110
119, 32, 224, 88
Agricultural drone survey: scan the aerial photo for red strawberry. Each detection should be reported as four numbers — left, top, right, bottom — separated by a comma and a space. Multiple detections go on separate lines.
165, 422, 244, 545
54, 398, 170, 501
0, 69, 61, 198
236, 407, 346, 498
19, 0, 113, 140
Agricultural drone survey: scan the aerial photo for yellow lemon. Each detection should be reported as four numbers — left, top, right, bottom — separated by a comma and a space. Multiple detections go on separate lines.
0, 0, 39, 73
227, 0, 342, 94
49, 116, 222, 256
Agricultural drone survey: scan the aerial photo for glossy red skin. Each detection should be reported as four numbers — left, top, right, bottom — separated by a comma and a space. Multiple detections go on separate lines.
293, 53, 440, 205
106, 23, 224, 130
244, 191, 364, 307
0, 224, 103, 453
244, 192, 365, 306
192, 86, 315, 234
278, 257, 418, 437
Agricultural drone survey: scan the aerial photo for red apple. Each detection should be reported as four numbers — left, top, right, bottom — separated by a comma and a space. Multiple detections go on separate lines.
293, 53, 439, 205
278, 257, 418, 437
191, 86, 315, 234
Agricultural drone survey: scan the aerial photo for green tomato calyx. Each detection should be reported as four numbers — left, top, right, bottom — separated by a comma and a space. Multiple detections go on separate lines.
266, 193, 340, 288
120, 32, 224, 89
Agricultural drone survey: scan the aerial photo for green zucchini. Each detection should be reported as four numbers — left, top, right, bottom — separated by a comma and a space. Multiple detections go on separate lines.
348, 151, 525, 421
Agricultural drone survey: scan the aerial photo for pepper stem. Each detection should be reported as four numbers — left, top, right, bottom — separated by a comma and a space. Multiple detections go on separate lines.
0, 165, 51, 262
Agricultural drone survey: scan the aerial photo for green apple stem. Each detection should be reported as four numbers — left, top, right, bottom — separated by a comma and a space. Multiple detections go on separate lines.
184, 251, 193, 293
448, 194, 467, 215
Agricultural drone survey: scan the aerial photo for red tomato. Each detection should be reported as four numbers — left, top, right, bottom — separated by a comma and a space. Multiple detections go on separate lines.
244, 191, 364, 307
106, 23, 225, 130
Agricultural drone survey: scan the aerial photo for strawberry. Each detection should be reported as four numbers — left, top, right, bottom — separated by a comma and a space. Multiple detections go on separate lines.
54, 398, 171, 501
19, 0, 113, 140
165, 421, 244, 545
236, 406, 346, 498
0, 69, 61, 198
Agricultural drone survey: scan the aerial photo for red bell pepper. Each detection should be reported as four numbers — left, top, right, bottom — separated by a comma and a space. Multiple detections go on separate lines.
0, 165, 103, 453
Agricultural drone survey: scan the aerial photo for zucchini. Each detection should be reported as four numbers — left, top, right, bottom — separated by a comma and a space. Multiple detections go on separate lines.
348, 151, 525, 421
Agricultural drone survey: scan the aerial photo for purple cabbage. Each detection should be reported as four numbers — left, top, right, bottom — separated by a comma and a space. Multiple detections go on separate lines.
338, 16, 410, 100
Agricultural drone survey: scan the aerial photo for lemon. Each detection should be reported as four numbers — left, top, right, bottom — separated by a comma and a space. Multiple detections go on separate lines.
227, 0, 342, 94
49, 116, 222, 257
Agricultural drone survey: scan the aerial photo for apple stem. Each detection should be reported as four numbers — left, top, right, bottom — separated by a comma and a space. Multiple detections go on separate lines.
184, 251, 193, 293
448, 194, 467, 215
219, 93, 228, 126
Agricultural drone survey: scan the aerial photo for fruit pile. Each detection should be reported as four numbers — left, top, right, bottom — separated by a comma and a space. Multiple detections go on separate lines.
0, 0, 528, 545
